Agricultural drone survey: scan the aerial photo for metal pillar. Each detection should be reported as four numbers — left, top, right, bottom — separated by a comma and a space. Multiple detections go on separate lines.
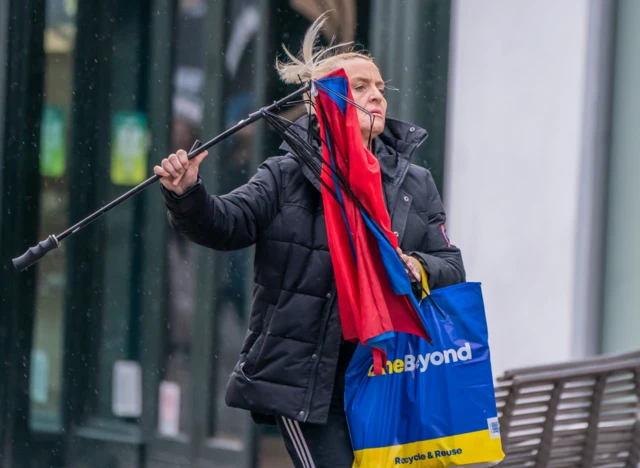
0, 0, 46, 466
370, 0, 451, 192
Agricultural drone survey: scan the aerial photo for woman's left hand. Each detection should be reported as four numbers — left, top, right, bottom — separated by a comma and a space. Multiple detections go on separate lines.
396, 248, 421, 283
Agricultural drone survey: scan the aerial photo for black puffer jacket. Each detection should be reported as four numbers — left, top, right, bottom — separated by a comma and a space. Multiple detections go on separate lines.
161, 117, 465, 425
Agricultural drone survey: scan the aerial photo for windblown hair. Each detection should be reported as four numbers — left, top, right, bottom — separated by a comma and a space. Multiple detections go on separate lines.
276, 12, 373, 84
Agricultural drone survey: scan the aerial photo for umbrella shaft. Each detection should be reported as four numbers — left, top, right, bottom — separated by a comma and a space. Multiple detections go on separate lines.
57, 83, 310, 242
57, 174, 161, 241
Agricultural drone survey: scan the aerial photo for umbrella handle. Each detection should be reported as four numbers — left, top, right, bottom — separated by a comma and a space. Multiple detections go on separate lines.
12, 235, 60, 272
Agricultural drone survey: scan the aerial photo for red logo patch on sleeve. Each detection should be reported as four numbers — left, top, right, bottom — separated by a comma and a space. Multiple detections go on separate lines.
440, 224, 451, 247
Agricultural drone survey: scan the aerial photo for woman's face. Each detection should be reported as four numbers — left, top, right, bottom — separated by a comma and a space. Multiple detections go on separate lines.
341, 58, 387, 144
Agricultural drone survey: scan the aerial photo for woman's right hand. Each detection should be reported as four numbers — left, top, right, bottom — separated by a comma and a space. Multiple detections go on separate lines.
154, 148, 209, 196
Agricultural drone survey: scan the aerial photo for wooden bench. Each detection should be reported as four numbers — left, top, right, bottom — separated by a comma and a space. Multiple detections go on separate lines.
494, 350, 640, 467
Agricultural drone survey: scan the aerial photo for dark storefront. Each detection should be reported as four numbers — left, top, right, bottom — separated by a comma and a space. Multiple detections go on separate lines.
0, 1, 451, 466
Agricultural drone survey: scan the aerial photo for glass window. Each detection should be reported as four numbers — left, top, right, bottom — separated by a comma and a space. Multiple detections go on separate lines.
91, 0, 149, 424
157, 0, 207, 438
29, 0, 77, 433
207, 0, 261, 442
601, 0, 640, 353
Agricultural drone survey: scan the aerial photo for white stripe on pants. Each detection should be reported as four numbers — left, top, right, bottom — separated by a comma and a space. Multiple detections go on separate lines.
281, 417, 316, 468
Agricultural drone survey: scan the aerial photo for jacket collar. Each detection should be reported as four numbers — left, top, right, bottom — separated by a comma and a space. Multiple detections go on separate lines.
278, 114, 429, 192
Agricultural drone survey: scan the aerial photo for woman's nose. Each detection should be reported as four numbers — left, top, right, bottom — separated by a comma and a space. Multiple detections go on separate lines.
370, 90, 382, 102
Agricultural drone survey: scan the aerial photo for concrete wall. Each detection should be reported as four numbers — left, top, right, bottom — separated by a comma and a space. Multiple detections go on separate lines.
443, 0, 593, 375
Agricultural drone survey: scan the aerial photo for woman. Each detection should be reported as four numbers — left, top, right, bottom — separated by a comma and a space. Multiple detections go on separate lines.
155, 15, 465, 468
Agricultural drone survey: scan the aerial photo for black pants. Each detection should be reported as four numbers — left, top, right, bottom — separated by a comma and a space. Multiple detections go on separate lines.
276, 341, 357, 468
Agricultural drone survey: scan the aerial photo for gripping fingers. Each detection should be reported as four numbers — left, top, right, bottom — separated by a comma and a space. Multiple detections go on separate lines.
153, 165, 170, 177
177, 149, 189, 168
168, 153, 186, 174
405, 256, 421, 282
170, 152, 189, 185
161, 157, 180, 179
398, 251, 420, 282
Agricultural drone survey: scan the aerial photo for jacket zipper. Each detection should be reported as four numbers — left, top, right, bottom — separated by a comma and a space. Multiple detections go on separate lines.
396, 133, 428, 188
299, 282, 336, 422
388, 133, 427, 215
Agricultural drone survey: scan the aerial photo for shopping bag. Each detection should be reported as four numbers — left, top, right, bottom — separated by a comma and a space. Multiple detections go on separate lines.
344, 280, 505, 467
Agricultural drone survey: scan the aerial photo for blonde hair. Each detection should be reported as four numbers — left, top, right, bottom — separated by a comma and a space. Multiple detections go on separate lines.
276, 12, 373, 84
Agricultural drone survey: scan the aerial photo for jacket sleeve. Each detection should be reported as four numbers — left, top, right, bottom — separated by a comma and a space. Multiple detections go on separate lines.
160, 157, 283, 251
406, 170, 466, 289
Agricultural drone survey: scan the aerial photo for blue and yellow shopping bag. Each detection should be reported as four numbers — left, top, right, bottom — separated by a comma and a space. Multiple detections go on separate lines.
344, 277, 504, 467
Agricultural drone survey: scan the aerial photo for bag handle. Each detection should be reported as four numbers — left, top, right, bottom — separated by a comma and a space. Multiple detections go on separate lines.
416, 261, 448, 319
418, 261, 430, 299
